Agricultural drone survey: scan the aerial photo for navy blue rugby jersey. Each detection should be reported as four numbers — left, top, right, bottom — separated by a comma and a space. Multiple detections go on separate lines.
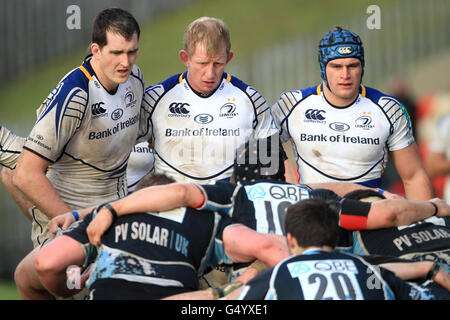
352, 217, 450, 271
64, 206, 231, 291
238, 249, 439, 300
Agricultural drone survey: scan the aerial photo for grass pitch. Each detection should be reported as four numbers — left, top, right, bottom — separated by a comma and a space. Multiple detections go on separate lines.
0, 281, 21, 300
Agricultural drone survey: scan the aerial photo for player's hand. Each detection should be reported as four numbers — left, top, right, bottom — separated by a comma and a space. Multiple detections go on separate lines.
48, 212, 76, 237
86, 207, 114, 246
430, 198, 450, 217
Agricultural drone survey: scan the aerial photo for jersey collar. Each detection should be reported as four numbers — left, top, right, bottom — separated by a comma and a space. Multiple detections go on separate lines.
318, 83, 366, 109
80, 55, 119, 95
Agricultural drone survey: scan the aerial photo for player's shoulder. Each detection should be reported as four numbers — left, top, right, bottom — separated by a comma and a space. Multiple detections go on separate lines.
226, 73, 266, 102
227, 73, 250, 92
363, 85, 402, 107
145, 73, 183, 98
37, 60, 91, 116
60, 63, 91, 93
282, 85, 319, 105
159, 72, 184, 91
363, 85, 412, 125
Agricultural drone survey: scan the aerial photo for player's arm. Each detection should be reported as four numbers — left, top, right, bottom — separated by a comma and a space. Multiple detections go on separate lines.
380, 261, 450, 291
390, 142, 434, 200
13, 149, 72, 219
36, 213, 96, 298
222, 225, 289, 267
326, 187, 449, 230
1, 167, 34, 221
86, 183, 204, 245
34, 235, 87, 298
366, 197, 449, 229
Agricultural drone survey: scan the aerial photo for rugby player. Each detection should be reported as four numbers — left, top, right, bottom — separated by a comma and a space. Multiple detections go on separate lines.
142, 17, 275, 183
271, 26, 433, 200
238, 198, 448, 300
12, 8, 151, 299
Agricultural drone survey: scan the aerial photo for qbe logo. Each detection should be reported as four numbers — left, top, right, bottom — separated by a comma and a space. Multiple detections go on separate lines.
169, 102, 190, 118
304, 109, 326, 123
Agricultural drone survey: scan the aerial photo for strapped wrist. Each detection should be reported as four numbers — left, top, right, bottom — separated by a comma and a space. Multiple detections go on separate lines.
104, 203, 118, 222
426, 262, 440, 281
429, 201, 438, 216
71, 210, 79, 221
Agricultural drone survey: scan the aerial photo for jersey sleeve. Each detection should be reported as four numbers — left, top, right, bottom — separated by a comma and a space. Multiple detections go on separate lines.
63, 212, 98, 268
140, 75, 180, 144
247, 86, 278, 139
271, 90, 304, 143
24, 75, 89, 162
338, 198, 371, 230
195, 181, 237, 216
0, 125, 25, 169
376, 94, 414, 151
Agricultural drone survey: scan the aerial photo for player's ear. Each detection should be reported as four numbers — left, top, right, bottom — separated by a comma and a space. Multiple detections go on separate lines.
226, 50, 234, 64
286, 233, 298, 250
91, 43, 101, 57
179, 50, 189, 67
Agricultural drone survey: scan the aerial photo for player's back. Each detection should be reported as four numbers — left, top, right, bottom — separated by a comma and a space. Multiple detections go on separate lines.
80, 206, 225, 291
239, 250, 429, 300
199, 180, 312, 235
352, 216, 450, 272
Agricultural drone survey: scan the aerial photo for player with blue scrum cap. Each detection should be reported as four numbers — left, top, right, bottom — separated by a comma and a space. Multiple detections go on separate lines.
271, 26, 433, 200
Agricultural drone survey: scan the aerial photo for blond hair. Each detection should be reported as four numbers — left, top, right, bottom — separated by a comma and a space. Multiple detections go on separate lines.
183, 17, 231, 56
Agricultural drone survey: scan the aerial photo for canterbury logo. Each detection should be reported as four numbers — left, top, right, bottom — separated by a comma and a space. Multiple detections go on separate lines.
92, 102, 106, 115
305, 109, 326, 121
169, 102, 190, 114
338, 46, 353, 54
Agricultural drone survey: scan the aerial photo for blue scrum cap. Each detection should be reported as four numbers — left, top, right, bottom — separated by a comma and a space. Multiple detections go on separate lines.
318, 26, 365, 86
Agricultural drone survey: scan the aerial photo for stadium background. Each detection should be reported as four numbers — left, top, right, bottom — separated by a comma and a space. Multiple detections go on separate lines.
0, 0, 448, 299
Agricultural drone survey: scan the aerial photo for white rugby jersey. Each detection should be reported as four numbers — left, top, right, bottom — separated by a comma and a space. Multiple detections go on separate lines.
272, 84, 414, 187
429, 114, 450, 202
0, 125, 25, 169
143, 72, 276, 183
24, 56, 149, 210
127, 141, 155, 192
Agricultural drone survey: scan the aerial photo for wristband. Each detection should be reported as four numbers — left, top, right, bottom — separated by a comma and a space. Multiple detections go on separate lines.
71, 210, 79, 221
426, 262, 440, 281
429, 202, 438, 216
104, 203, 118, 222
